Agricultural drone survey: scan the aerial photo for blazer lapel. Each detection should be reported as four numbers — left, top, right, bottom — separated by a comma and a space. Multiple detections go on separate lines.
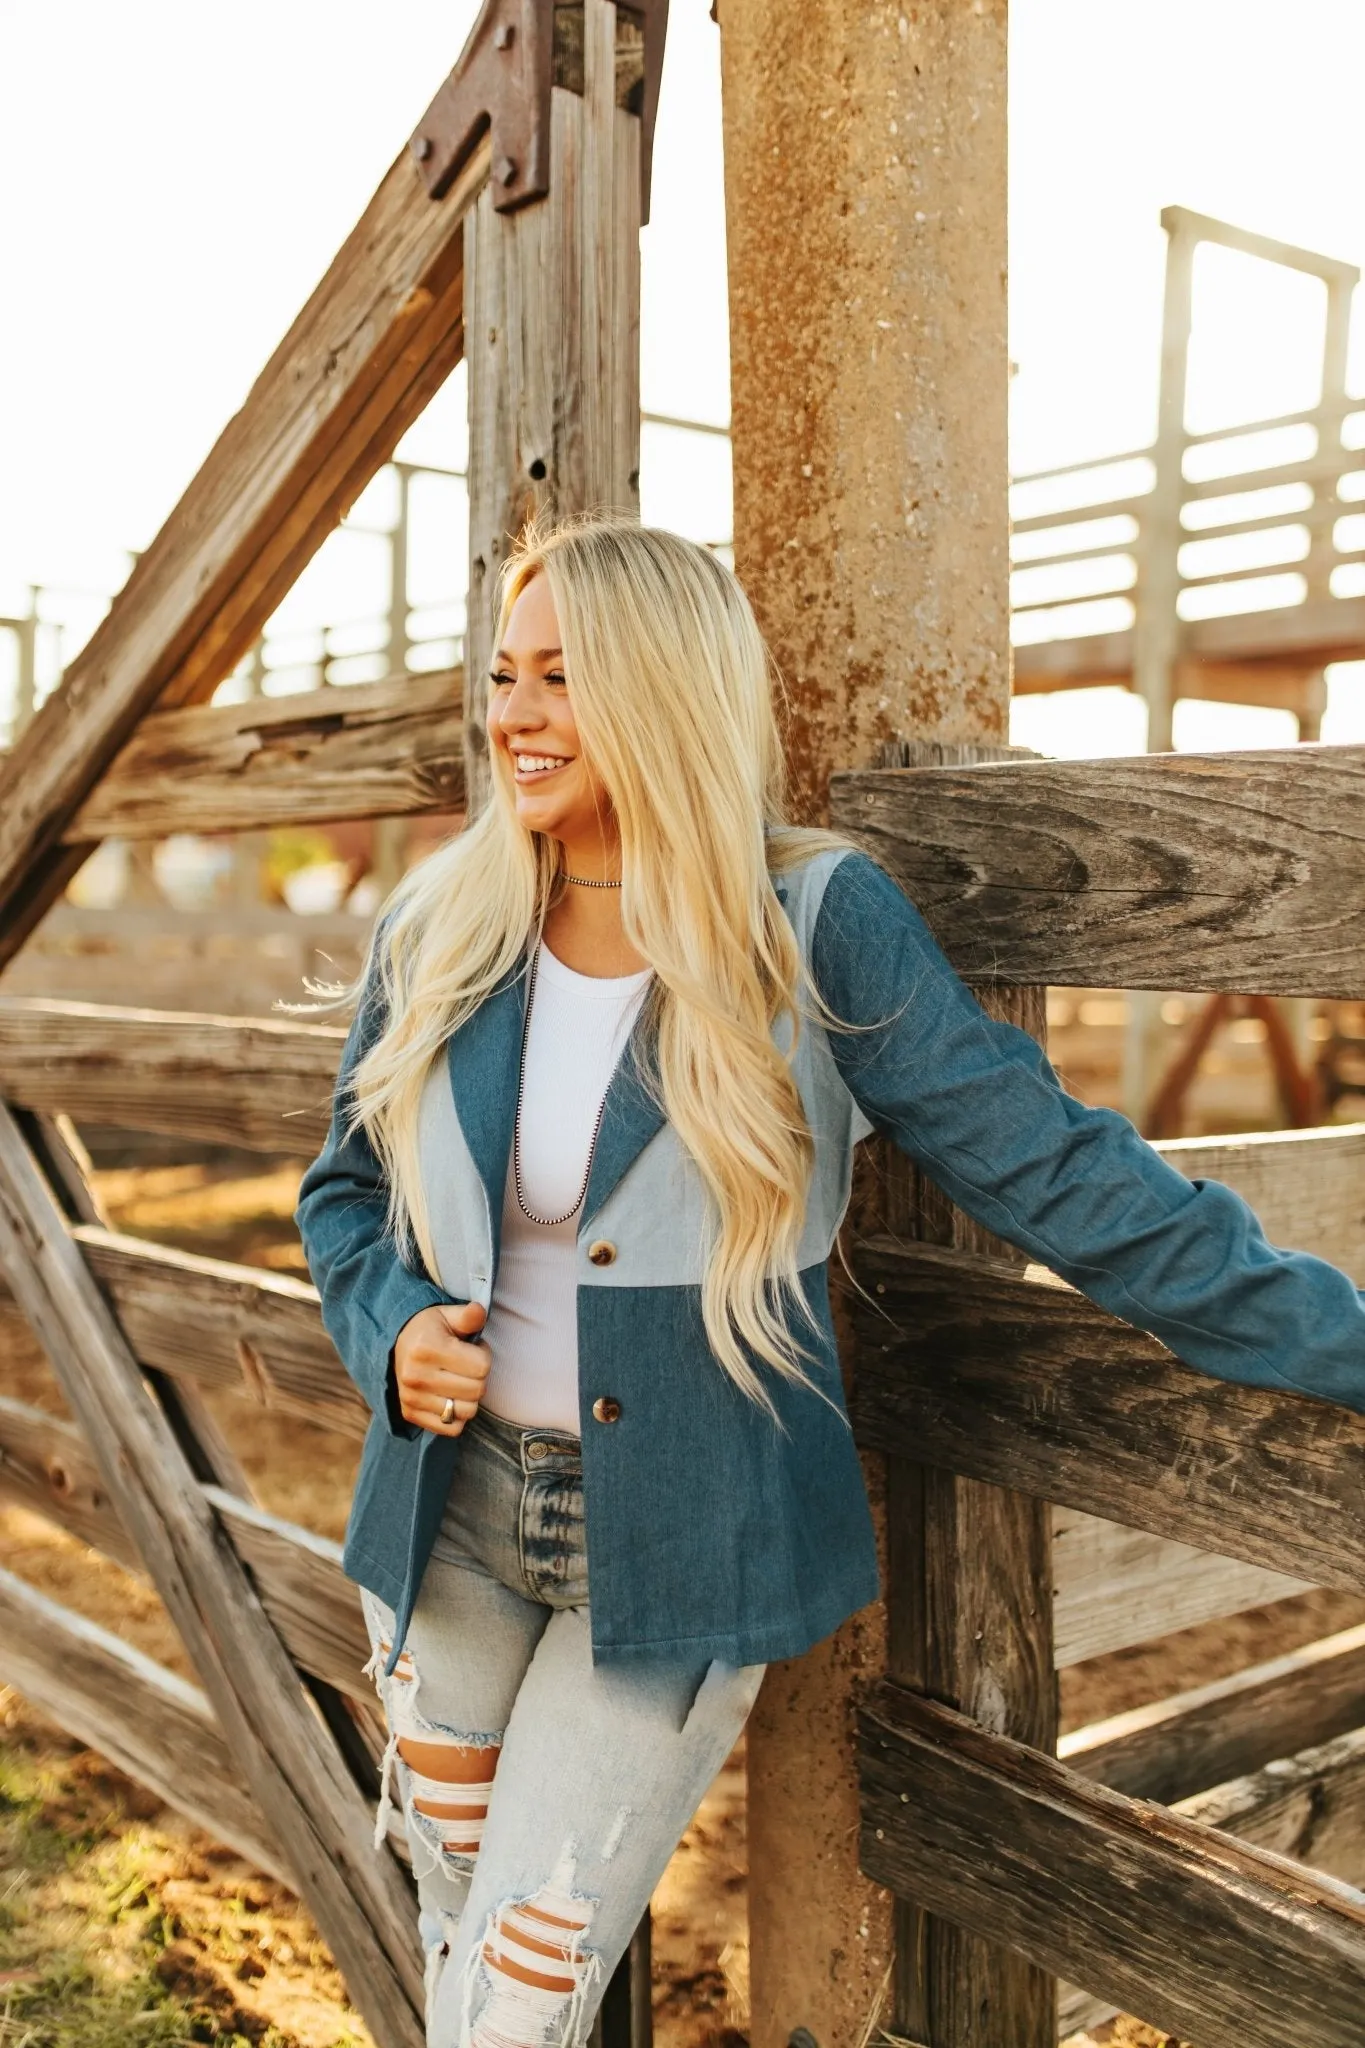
443, 963, 528, 1275
581, 999, 667, 1230
580, 875, 791, 1230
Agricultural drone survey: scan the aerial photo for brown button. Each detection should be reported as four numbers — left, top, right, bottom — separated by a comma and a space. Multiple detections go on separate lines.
592, 1396, 622, 1424
587, 1240, 617, 1267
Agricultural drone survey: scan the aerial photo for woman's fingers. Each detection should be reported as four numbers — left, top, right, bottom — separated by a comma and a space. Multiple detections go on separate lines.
395, 1326, 491, 1433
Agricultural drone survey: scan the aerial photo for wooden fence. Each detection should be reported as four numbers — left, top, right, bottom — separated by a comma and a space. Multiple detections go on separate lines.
2, 7, 1365, 2046
832, 740, 1365, 2044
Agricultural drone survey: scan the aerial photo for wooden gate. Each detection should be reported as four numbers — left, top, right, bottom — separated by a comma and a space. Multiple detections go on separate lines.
837, 741, 1365, 2044
0, 4, 661, 2042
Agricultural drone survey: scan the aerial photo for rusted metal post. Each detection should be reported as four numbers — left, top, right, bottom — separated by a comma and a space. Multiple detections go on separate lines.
717, 6, 1029, 2045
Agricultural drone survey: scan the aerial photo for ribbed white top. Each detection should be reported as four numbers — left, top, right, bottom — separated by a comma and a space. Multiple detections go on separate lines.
481, 942, 651, 1431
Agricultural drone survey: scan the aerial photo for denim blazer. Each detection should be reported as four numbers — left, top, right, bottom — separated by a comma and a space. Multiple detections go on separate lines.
294, 847, 1365, 1675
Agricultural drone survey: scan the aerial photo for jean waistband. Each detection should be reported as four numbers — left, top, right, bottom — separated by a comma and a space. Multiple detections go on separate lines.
469, 1403, 583, 1475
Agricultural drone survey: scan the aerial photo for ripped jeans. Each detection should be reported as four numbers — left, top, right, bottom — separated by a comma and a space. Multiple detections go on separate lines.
360, 1404, 766, 2047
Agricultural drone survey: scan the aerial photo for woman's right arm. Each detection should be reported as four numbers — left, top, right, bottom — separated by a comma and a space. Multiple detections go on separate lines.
294, 942, 458, 1440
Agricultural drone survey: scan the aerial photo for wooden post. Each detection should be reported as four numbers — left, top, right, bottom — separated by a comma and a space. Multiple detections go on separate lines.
463, 0, 643, 814
717, 8, 1042, 2046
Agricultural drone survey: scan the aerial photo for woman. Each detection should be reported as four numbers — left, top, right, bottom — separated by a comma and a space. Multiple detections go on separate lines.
295, 516, 1365, 2047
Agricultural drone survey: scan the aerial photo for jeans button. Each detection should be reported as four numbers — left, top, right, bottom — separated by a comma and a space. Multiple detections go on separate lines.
527, 1440, 549, 1462
592, 1396, 622, 1424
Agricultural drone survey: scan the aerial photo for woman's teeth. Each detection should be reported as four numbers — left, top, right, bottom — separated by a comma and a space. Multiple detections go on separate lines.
515, 755, 568, 777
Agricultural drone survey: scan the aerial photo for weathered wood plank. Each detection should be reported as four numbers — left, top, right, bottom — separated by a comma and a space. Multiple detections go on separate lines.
831, 745, 1365, 996
0, 1102, 424, 2042
0, 999, 341, 1153
73, 1226, 367, 1437
0, 1564, 288, 1882
0, 1396, 372, 1699
69, 672, 464, 840
852, 1238, 1365, 1597
1157, 1123, 1365, 1285
878, 968, 1057, 2046
0, 1392, 141, 1570
463, 74, 641, 809
1062, 1624, 1365, 1804
0, 131, 490, 969
1180, 1725, 1365, 1885
859, 1680, 1365, 2048
202, 1485, 371, 1701
1051, 1506, 1311, 1668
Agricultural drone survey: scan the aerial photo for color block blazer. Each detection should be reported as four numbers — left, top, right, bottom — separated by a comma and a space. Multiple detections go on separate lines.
295, 846, 1365, 1676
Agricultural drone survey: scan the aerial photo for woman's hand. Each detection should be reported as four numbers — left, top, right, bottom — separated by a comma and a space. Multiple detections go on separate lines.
393, 1302, 490, 1435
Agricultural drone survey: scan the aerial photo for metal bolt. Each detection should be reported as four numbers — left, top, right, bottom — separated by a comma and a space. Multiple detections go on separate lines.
411, 135, 433, 162
495, 155, 518, 186
493, 20, 515, 47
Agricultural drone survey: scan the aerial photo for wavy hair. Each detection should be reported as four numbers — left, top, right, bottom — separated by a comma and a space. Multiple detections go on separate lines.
320, 516, 851, 1412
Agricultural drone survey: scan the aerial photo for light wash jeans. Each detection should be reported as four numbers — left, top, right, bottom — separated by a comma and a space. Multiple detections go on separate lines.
360, 1404, 765, 2047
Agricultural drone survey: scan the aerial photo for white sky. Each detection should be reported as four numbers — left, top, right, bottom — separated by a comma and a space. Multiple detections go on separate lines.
3, 0, 1365, 751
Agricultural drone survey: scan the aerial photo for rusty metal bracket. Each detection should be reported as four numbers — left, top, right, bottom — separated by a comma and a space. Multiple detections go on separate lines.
409, 0, 669, 221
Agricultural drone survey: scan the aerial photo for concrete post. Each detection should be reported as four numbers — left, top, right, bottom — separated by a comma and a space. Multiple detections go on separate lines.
718, 6, 1011, 2044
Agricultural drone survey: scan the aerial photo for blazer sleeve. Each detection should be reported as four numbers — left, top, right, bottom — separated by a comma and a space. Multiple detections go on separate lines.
294, 939, 458, 1439
810, 849, 1365, 1416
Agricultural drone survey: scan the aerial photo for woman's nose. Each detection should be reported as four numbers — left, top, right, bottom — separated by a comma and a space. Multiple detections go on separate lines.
495, 675, 544, 730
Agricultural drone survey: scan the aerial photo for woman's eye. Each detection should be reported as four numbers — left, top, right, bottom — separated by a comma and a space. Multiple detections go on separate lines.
490, 670, 514, 689
546, 671, 567, 686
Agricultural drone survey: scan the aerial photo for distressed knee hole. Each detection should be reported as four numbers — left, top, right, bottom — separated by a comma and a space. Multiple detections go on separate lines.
461, 1854, 602, 2047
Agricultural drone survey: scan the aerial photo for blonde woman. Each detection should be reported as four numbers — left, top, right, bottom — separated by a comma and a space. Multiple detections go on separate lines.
296, 518, 1365, 2047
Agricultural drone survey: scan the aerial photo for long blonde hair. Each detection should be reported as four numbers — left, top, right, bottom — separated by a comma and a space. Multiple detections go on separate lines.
334, 517, 848, 1410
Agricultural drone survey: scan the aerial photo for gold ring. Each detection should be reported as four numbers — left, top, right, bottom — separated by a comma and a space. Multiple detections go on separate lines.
439, 1397, 456, 1425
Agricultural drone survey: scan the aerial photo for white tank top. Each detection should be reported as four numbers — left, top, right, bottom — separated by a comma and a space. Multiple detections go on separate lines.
481, 940, 652, 1432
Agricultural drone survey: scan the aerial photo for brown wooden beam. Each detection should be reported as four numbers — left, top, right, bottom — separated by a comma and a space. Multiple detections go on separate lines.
0, 1000, 341, 1153
831, 744, 1365, 996
74, 1226, 367, 1436
0, 128, 490, 969
0, 1101, 423, 2043
0, 1563, 289, 1882
1181, 1725, 1365, 1887
1063, 1623, 1365, 1805
859, 1680, 1365, 2048
852, 1237, 1365, 1596
0, 1394, 371, 1700
68, 672, 464, 841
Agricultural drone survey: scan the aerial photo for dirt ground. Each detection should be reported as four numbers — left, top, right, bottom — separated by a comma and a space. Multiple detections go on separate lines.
1, 1152, 1361, 2048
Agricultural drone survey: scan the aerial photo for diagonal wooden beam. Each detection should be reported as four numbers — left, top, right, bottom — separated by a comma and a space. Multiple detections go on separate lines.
0, 1099, 424, 2047
0, 1565, 290, 1883
0, 131, 490, 970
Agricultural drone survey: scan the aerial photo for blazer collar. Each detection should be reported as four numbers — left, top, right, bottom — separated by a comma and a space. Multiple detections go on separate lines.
581, 1001, 667, 1230
442, 951, 670, 1260
443, 962, 527, 1275
443, 876, 791, 1260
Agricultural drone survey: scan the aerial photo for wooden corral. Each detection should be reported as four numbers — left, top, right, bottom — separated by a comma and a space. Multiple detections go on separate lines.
2, 6, 1365, 2048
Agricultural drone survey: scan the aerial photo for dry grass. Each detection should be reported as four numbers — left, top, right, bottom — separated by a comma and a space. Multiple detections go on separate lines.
0, 1693, 367, 2048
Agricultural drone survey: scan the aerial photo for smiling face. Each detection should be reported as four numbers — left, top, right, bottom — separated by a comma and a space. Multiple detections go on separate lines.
486, 570, 614, 860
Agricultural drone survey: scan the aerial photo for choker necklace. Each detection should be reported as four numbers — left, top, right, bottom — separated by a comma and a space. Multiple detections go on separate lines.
562, 872, 621, 889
